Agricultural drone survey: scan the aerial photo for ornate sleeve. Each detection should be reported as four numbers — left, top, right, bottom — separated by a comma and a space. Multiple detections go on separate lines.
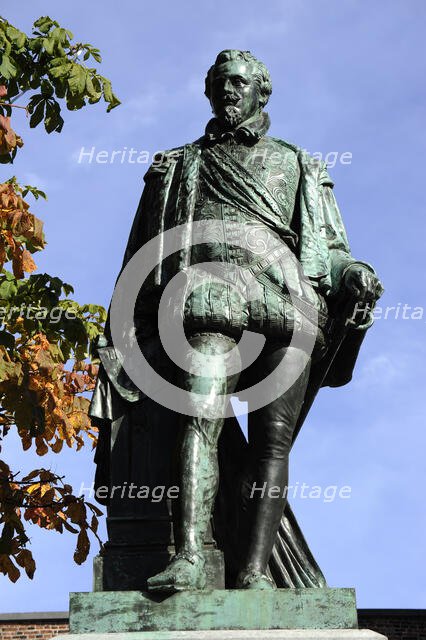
318, 165, 375, 298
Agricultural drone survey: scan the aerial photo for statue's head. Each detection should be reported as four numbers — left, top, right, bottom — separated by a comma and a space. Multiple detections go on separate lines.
205, 50, 272, 129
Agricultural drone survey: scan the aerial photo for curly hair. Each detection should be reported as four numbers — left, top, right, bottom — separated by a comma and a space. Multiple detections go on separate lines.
204, 50, 272, 107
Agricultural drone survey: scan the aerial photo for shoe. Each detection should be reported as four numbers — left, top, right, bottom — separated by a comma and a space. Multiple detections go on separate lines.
147, 551, 206, 593
236, 566, 276, 590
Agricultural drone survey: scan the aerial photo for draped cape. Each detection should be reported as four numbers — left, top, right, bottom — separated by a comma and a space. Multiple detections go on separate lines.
89, 134, 373, 587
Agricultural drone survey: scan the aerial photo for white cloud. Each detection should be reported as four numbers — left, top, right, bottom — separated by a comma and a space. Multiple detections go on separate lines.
354, 353, 404, 389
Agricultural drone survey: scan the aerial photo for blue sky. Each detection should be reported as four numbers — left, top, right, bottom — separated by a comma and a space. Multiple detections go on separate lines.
1, 0, 426, 612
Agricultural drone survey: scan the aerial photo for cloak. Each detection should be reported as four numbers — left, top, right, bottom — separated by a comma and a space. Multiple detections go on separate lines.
89, 133, 375, 588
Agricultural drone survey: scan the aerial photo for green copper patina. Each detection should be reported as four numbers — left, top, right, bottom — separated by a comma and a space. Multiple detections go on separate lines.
89, 50, 383, 595
69, 588, 358, 633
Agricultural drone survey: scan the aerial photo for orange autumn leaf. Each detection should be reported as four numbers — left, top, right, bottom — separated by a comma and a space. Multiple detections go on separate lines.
0, 116, 24, 156
15, 550, 35, 579
0, 183, 45, 273
0, 14, 116, 583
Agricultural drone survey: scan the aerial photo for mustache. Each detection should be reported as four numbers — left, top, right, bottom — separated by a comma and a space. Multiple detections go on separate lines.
220, 94, 240, 105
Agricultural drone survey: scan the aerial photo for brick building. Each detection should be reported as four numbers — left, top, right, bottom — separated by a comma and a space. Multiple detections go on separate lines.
0, 613, 68, 640
0, 610, 425, 640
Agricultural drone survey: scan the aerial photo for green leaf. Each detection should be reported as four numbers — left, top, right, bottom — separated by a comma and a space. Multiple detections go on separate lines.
62, 283, 74, 296
50, 27, 70, 45
49, 56, 67, 68
42, 37, 53, 55
22, 186, 47, 201
48, 62, 72, 79
29, 74, 41, 90
100, 76, 121, 112
86, 304, 99, 314
81, 45, 102, 64
106, 92, 121, 112
0, 277, 18, 301
29, 100, 46, 128
87, 74, 102, 104
33, 17, 57, 34
44, 100, 64, 133
6, 26, 26, 49
40, 79, 54, 97
50, 276, 65, 294
28, 94, 45, 109
66, 91, 85, 111
53, 78, 67, 99
28, 37, 43, 53
85, 74, 101, 102
68, 64, 87, 96
100, 76, 113, 102
44, 115, 63, 134
0, 54, 17, 80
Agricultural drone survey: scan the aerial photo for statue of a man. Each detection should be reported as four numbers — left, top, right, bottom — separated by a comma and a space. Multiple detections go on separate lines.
90, 50, 383, 594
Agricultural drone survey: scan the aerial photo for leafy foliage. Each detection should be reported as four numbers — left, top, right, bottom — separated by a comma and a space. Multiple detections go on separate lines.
0, 180, 107, 582
0, 15, 120, 162
0, 15, 117, 581
0, 462, 102, 581
0, 112, 23, 162
0, 179, 45, 278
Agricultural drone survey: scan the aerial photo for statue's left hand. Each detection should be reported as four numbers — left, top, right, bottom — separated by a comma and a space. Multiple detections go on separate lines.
344, 264, 384, 303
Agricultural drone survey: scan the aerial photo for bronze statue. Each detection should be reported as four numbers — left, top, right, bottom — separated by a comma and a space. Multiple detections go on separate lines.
89, 50, 383, 594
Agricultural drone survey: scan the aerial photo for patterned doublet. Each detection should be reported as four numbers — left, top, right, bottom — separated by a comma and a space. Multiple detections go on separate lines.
185, 130, 324, 338
198, 135, 301, 223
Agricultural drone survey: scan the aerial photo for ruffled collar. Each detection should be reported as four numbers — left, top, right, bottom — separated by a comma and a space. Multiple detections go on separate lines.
204, 111, 270, 145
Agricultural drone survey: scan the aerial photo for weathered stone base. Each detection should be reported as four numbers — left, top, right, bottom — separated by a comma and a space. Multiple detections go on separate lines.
55, 629, 388, 640
69, 588, 358, 634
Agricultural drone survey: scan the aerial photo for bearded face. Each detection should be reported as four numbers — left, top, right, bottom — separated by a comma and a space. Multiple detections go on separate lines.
209, 59, 262, 129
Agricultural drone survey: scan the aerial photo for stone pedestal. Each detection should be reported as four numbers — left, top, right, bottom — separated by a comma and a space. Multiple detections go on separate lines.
69, 588, 359, 634
57, 632, 387, 640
